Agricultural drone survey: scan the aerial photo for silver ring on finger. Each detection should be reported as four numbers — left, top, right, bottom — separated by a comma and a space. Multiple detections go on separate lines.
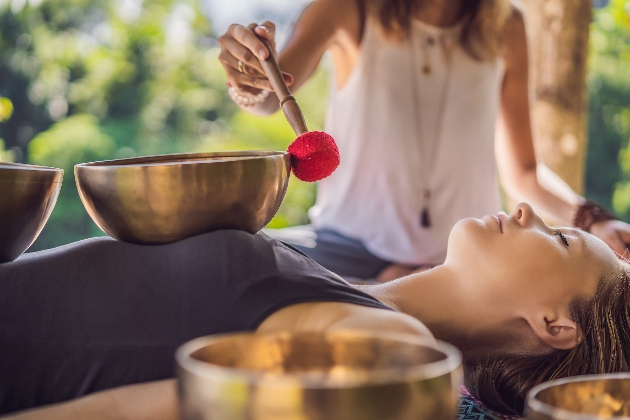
237, 60, 244, 73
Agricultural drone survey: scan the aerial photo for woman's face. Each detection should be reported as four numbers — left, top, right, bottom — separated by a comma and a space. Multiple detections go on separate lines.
446, 203, 618, 312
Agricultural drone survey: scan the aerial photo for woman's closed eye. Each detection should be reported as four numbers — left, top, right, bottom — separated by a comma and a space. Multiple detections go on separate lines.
554, 229, 569, 247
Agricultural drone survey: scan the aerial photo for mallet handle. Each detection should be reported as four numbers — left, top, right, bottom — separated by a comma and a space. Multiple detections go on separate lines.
254, 31, 308, 136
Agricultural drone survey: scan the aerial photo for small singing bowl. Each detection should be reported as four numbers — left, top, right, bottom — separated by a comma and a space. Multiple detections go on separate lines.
176, 331, 463, 420
0, 163, 63, 263
75, 151, 291, 244
526, 373, 630, 419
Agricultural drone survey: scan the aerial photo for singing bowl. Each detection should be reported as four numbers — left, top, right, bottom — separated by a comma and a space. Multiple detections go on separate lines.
526, 374, 630, 419
176, 331, 463, 420
75, 151, 291, 244
0, 163, 63, 263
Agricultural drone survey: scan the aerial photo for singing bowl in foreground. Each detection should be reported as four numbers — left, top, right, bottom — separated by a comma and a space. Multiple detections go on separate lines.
526, 373, 630, 419
176, 331, 463, 420
0, 163, 63, 263
75, 151, 291, 244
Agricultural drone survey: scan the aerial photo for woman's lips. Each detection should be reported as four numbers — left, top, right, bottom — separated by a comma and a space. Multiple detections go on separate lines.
492, 214, 503, 233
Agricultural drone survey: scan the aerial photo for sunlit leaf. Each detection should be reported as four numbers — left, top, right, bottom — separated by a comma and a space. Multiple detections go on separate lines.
0, 97, 14, 121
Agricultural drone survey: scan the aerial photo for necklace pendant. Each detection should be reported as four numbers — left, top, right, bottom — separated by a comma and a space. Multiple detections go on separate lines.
421, 207, 431, 228
422, 65, 431, 75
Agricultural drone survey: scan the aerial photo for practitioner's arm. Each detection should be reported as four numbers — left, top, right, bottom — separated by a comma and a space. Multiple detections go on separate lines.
495, 8, 630, 255
2, 380, 178, 420
217, 0, 362, 115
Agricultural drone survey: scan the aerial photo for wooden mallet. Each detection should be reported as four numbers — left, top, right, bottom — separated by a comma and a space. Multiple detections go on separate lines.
253, 28, 340, 182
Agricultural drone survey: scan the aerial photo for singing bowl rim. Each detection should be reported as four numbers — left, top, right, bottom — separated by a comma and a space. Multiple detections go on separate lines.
74, 150, 290, 243
526, 373, 630, 420
74, 150, 288, 169
176, 330, 462, 389
0, 162, 63, 183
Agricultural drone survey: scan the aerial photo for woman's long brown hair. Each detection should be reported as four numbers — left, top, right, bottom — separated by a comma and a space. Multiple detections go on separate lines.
366, 0, 513, 61
464, 264, 630, 415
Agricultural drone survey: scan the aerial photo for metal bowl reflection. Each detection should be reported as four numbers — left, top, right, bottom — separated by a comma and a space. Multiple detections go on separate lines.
526, 374, 630, 419
75, 151, 291, 244
176, 331, 463, 420
0, 162, 63, 263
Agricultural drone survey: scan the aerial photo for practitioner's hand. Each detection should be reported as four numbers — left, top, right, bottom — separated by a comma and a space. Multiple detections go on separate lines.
590, 219, 630, 258
218, 21, 294, 97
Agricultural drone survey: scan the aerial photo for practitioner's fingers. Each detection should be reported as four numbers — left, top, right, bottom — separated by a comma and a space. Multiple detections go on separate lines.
248, 22, 294, 86
219, 32, 266, 75
219, 22, 293, 93
225, 23, 269, 61
224, 65, 274, 93
254, 21, 277, 52
610, 235, 628, 258
591, 220, 630, 258
616, 225, 630, 248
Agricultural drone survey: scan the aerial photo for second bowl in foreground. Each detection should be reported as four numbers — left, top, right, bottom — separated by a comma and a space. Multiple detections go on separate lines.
75, 151, 291, 244
177, 331, 463, 420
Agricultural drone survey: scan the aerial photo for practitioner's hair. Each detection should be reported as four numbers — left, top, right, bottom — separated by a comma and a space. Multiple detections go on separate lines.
367, 0, 513, 60
464, 262, 630, 415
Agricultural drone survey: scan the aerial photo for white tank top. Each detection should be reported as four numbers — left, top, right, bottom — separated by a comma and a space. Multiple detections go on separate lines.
309, 18, 505, 265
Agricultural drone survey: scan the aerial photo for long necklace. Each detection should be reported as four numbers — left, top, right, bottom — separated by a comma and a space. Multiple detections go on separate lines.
409, 26, 456, 228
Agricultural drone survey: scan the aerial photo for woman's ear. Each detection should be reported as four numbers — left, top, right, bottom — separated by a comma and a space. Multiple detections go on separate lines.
527, 313, 581, 350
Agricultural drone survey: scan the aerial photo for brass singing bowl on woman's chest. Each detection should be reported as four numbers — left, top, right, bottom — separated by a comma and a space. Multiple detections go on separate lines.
526, 373, 630, 419
0, 163, 63, 263
75, 151, 291, 244
176, 331, 463, 420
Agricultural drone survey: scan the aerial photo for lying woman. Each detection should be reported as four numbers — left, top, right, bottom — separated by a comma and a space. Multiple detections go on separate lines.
1, 202, 629, 418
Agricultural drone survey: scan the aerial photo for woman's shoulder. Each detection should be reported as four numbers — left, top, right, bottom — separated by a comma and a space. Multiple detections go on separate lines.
258, 301, 433, 339
297, 0, 363, 46
328, 304, 434, 338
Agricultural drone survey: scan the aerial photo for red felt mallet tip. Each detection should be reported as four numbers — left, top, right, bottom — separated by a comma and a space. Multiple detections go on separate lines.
287, 131, 340, 182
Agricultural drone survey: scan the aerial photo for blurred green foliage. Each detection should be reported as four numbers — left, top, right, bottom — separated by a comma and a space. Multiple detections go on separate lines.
0, 97, 13, 121
0, 139, 14, 161
586, 0, 630, 219
0, 0, 325, 250
29, 114, 116, 245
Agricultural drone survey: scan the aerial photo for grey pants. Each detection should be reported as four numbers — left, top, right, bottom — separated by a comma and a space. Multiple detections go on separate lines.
265, 226, 391, 279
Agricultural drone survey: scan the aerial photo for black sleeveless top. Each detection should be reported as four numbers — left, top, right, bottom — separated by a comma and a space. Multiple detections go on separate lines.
210, 230, 394, 330
0, 230, 393, 413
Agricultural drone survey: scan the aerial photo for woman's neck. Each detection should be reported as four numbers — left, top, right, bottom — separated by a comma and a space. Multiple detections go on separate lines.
362, 264, 514, 354
414, 0, 463, 27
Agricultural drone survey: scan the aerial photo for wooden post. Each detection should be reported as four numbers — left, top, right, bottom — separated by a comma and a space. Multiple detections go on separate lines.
522, 0, 592, 194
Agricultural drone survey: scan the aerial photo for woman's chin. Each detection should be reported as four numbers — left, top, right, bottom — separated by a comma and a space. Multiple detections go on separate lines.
445, 218, 487, 262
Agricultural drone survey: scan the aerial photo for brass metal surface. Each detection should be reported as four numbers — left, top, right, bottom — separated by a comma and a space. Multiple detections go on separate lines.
177, 331, 463, 420
0, 163, 63, 263
75, 151, 291, 244
526, 374, 630, 419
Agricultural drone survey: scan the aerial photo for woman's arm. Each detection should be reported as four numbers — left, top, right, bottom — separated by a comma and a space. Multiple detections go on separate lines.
495, 9, 630, 254
2, 380, 178, 420
217, 0, 362, 116
495, 9, 579, 225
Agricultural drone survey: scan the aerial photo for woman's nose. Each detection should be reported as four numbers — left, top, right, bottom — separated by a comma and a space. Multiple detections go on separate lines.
511, 202, 534, 227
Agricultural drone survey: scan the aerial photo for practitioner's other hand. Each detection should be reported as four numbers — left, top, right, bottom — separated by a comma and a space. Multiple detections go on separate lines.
218, 21, 294, 97
590, 219, 630, 259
